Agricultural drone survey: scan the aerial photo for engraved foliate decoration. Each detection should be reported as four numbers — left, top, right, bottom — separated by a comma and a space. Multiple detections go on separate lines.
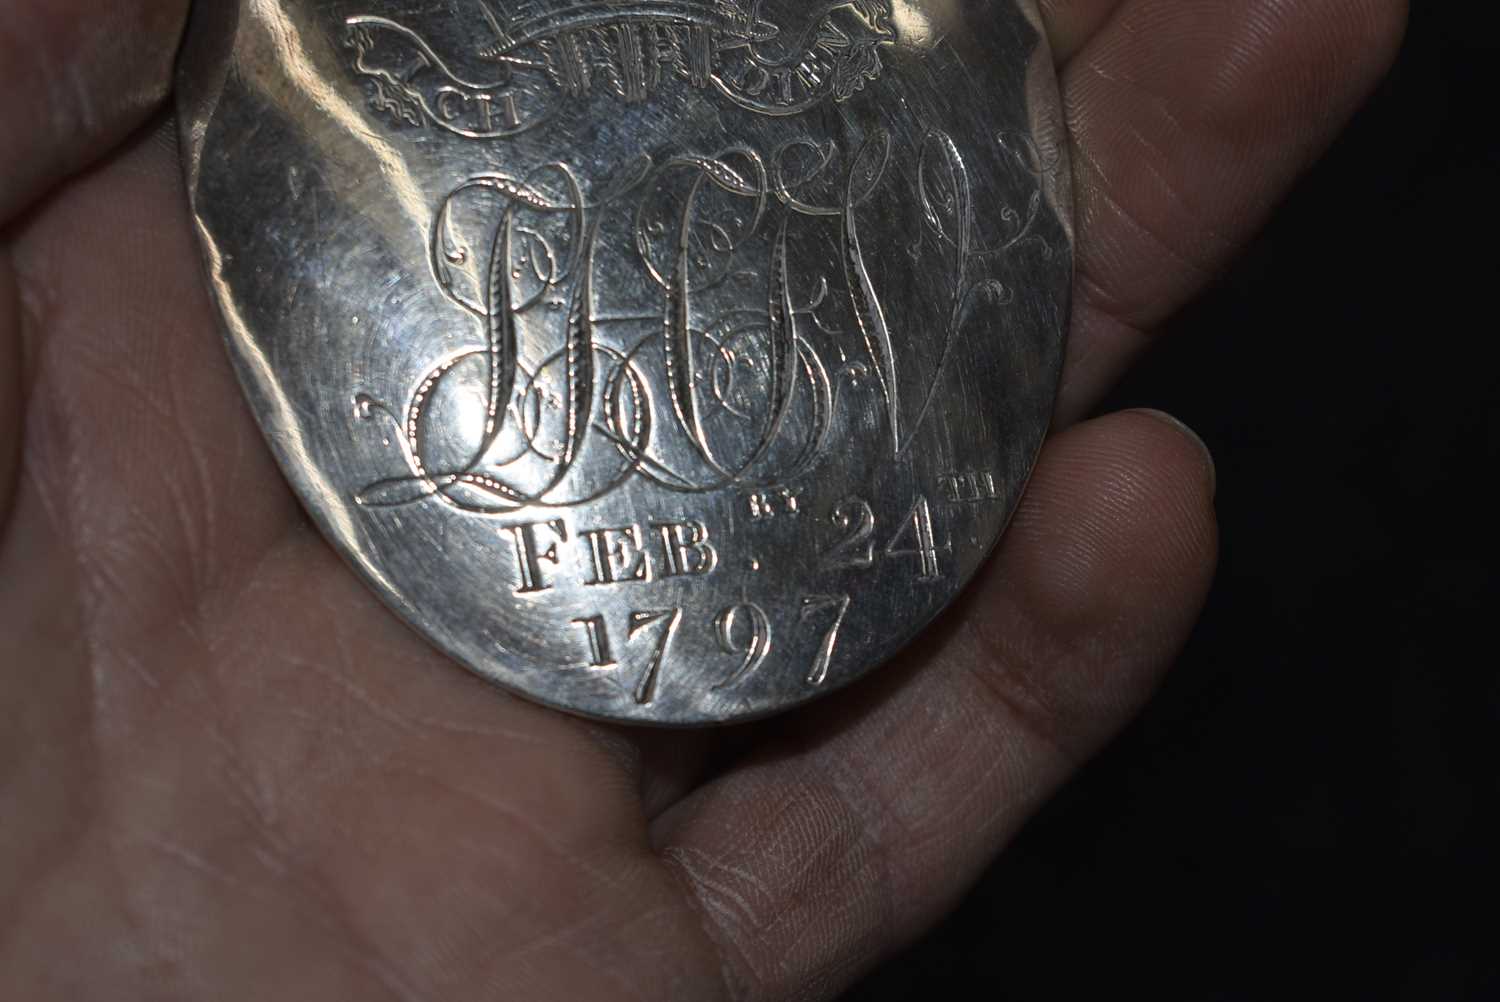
178, 0, 1074, 724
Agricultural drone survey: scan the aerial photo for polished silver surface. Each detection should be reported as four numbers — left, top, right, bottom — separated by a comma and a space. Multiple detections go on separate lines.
178, 0, 1073, 725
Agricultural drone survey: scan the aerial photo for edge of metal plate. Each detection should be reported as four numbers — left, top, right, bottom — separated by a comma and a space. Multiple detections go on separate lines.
175, 0, 1075, 727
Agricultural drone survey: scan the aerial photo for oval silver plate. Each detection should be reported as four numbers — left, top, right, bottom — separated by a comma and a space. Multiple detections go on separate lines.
178, 0, 1073, 725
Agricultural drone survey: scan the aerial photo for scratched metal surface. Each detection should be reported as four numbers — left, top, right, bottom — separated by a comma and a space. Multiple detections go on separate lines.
177, 0, 1073, 725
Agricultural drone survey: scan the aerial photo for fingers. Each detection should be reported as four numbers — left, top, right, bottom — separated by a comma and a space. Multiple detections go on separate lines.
1037, 0, 1125, 63
0, 259, 18, 527
4, 123, 302, 626
1052, 0, 1408, 420
0, 0, 188, 223
651, 409, 1218, 1002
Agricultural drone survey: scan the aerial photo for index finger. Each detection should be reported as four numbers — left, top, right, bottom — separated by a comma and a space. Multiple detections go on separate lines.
0, 0, 187, 223
1045, 0, 1408, 421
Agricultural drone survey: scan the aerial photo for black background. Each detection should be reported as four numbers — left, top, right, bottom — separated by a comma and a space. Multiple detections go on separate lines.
850, 3, 1498, 998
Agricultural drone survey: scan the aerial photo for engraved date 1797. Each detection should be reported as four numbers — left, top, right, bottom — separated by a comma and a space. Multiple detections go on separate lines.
574, 593, 853, 705
555, 490, 951, 705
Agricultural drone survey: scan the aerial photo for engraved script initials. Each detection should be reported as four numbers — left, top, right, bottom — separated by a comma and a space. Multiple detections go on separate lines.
357, 126, 1047, 518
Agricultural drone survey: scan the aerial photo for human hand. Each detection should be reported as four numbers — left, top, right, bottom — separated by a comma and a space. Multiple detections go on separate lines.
0, 0, 1404, 998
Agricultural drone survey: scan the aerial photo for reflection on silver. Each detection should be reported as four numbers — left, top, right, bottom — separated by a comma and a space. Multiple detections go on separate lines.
178, 0, 1073, 725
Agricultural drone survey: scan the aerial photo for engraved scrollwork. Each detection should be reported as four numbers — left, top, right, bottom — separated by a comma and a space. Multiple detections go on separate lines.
769, 128, 1038, 457
344, 14, 562, 139
356, 126, 1051, 514
356, 145, 835, 513
343, 1, 899, 138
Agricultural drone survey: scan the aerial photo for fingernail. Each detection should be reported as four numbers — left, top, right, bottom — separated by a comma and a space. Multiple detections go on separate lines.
1134, 409, 1217, 501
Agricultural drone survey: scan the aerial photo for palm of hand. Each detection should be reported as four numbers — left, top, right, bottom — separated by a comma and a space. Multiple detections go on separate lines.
0, 1, 1403, 998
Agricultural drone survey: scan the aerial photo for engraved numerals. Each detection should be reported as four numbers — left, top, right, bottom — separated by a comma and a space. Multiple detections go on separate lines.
714, 604, 773, 689
800, 594, 852, 687
826, 497, 877, 569
627, 610, 682, 706
574, 614, 617, 668
822, 495, 951, 579
573, 609, 682, 706
886, 496, 946, 580
574, 595, 854, 705
707, 596, 853, 691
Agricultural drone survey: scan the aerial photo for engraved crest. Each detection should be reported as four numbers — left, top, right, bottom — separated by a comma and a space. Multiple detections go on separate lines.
345, 0, 898, 138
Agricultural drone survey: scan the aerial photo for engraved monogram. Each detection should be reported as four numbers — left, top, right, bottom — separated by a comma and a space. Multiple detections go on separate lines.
354, 128, 1052, 515
184, 0, 1072, 721
344, 0, 898, 138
